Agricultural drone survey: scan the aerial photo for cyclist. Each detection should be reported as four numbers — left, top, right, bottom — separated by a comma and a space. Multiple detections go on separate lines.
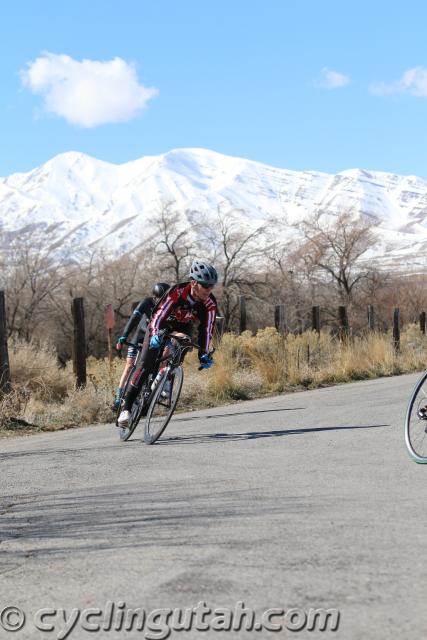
117, 259, 218, 427
113, 282, 170, 410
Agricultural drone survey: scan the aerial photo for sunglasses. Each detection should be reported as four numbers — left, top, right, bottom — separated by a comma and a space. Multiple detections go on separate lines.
198, 282, 214, 290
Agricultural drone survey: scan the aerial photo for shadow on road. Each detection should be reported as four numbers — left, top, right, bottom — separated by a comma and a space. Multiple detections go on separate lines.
0, 480, 322, 562
0, 422, 389, 564
174, 407, 305, 422
0, 443, 129, 461
157, 423, 390, 445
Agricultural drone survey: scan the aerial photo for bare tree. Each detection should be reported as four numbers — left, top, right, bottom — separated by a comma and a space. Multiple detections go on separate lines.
297, 209, 379, 305
195, 201, 268, 328
266, 240, 313, 331
47, 247, 152, 358
0, 228, 76, 340
152, 203, 194, 282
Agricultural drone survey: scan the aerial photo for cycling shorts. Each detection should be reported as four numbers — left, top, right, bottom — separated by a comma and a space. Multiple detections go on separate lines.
127, 345, 138, 360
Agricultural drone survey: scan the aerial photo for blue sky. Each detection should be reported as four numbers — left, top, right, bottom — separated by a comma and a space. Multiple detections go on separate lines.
2, 0, 427, 178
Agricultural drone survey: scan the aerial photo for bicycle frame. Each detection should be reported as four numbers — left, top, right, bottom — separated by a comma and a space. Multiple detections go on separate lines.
159, 332, 196, 366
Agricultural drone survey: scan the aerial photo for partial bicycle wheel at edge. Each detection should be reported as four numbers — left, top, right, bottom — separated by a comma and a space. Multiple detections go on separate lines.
405, 370, 427, 463
143, 367, 184, 444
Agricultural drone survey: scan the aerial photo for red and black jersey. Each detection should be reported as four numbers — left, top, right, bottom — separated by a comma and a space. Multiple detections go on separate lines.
149, 282, 217, 354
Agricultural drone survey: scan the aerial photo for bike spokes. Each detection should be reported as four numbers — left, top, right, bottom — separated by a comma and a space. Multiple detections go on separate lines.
143, 367, 184, 444
405, 372, 427, 463
119, 387, 148, 441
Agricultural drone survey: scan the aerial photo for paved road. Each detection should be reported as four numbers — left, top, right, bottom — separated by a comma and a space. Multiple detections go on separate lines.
0, 372, 426, 640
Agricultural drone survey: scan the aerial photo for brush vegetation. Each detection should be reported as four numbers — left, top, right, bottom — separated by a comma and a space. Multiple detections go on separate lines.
1, 325, 427, 436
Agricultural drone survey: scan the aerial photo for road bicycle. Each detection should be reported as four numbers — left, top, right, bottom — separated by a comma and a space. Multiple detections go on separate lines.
117, 332, 197, 444
405, 370, 427, 463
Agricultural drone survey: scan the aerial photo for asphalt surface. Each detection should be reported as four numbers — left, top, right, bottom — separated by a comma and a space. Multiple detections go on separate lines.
1, 372, 426, 640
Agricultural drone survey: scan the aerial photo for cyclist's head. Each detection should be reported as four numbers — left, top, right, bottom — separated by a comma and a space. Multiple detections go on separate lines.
189, 260, 217, 302
189, 260, 218, 288
152, 282, 170, 299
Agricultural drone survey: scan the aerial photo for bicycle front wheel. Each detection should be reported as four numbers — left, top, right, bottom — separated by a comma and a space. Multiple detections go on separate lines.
143, 367, 184, 444
405, 371, 427, 463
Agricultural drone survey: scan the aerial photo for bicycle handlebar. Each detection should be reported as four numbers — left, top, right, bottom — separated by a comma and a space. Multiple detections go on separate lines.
116, 339, 143, 349
117, 333, 214, 368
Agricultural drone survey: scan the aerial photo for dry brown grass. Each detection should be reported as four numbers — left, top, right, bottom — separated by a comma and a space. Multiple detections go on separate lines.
2, 326, 427, 436
9, 339, 73, 400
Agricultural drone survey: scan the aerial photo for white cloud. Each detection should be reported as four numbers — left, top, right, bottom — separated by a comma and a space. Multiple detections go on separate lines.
315, 67, 350, 89
20, 52, 159, 127
370, 66, 427, 97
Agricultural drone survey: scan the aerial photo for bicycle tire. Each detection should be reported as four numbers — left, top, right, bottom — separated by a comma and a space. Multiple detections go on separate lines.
143, 366, 184, 445
118, 378, 151, 442
405, 370, 427, 463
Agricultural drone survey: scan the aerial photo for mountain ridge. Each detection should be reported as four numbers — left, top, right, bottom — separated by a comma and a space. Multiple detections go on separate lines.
1, 148, 426, 266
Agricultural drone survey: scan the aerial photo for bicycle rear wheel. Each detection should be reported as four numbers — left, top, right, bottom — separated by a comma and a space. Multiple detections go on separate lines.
119, 387, 148, 442
405, 370, 427, 463
143, 367, 184, 444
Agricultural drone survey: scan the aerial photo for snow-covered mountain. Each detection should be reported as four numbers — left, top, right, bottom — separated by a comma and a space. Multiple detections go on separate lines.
1, 147, 426, 268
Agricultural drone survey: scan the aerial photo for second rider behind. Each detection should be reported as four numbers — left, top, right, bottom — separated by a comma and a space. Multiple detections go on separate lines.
118, 259, 218, 427
114, 282, 170, 409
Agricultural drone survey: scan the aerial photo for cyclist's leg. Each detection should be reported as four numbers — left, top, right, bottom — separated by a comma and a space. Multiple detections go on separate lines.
119, 344, 138, 387
114, 345, 138, 409
121, 332, 158, 412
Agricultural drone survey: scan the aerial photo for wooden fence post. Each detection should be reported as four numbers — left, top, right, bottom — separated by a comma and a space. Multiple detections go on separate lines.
0, 291, 11, 393
274, 304, 286, 334
338, 305, 349, 340
393, 308, 400, 352
367, 304, 375, 331
420, 311, 426, 335
312, 305, 320, 334
72, 297, 86, 388
215, 316, 225, 339
238, 296, 247, 334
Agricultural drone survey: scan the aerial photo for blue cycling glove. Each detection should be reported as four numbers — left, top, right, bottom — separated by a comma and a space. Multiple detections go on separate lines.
117, 335, 127, 344
150, 334, 162, 349
199, 353, 214, 369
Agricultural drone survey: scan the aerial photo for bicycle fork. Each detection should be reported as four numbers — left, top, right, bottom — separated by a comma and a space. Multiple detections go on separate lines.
150, 365, 171, 392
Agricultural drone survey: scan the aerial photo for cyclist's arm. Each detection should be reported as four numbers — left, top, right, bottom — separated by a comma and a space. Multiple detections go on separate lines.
120, 299, 148, 341
139, 297, 155, 318
198, 300, 217, 357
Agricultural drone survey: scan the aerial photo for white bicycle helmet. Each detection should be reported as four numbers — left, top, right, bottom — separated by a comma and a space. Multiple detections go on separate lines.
190, 260, 218, 286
